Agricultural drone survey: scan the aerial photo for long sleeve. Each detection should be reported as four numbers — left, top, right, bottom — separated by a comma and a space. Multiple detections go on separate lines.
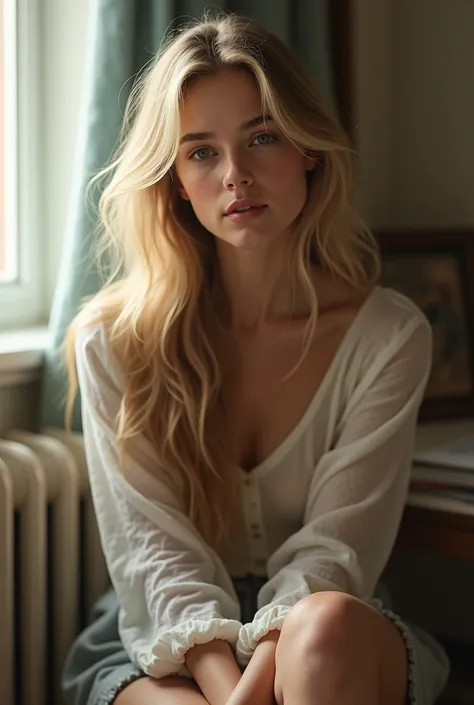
76, 325, 242, 679
237, 316, 432, 665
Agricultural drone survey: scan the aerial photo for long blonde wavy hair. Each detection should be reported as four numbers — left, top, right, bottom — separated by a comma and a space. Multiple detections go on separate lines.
65, 12, 380, 546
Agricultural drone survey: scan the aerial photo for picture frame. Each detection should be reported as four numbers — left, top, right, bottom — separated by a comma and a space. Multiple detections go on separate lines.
377, 230, 474, 421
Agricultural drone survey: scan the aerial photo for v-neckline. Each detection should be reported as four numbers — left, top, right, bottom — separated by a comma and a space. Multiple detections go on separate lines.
237, 286, 380, 479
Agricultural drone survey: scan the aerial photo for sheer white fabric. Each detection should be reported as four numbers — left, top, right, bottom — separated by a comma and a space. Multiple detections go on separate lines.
76, 286, 432, 676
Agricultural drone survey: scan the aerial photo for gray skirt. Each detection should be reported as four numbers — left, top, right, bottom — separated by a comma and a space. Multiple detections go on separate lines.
62, 578, 450, 705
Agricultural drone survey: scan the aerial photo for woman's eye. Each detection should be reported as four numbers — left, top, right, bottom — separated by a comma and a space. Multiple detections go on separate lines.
189, 147, 214, 161
252, 133, 276, 146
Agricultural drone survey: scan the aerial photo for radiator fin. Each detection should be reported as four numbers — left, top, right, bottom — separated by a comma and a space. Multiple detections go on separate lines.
0, 431, 109, 705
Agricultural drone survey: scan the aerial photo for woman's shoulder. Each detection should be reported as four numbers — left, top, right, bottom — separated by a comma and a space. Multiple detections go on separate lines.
314, 277, 431, 368
364, 286, 431, 342
329, 287, 432, 417
75, 315, 111, 362
315, 271, 429, 338
74, 314, 124, 390
347, 286, 432, 378
73, 283, 128, 364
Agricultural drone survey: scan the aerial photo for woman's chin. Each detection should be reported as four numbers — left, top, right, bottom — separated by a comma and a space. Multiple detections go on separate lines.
215, 227, 283, 251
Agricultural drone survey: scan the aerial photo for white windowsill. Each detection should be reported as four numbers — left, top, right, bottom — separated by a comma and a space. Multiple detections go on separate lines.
0, 326, 49, 387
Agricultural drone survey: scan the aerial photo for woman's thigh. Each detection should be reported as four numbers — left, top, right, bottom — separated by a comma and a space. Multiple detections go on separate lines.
114, 676, 207, 705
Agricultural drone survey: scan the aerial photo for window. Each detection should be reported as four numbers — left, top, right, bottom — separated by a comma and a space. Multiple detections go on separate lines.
1, 0, 18, 284
0, 0, 45, 329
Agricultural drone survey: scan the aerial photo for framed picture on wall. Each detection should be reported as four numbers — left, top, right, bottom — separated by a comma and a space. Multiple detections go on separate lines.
378, 230, 474, 420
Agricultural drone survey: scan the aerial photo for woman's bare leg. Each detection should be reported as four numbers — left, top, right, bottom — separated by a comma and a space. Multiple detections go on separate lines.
273, 591, 407, 705
115, 675, 208, 705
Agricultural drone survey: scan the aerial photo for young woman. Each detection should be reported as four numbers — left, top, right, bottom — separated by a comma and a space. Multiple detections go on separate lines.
62, 13, 450, 705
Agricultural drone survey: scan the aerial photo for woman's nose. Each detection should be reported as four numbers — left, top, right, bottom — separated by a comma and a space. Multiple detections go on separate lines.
223, 154, 254, 190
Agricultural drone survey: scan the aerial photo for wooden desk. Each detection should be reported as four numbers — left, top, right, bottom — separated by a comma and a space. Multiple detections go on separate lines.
397, 420, 474, 561
397, 506, 474, 561
397, 506, 474, 705
398, 420, 474, 704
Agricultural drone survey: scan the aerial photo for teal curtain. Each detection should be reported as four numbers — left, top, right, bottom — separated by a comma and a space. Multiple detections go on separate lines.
40, 0, 335, 430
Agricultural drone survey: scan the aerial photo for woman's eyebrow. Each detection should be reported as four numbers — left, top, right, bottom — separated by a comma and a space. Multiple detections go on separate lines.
179, 114, 274, 145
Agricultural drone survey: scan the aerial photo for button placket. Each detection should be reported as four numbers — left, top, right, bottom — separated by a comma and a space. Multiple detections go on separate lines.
240, 475, 267, 572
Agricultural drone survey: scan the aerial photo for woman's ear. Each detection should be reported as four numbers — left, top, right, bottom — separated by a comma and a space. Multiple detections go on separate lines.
304, 150, 320, 172
170, 166, 190, 200
176, 176, 190, 201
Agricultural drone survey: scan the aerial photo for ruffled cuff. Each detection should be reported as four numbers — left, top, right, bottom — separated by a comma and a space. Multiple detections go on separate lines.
236, 605, 290, 667
131, 618, 243, 679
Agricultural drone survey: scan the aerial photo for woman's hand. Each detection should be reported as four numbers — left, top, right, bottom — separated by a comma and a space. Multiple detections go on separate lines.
226, 631, 280, 705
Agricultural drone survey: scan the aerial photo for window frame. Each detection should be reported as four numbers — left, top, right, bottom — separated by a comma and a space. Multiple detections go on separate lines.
0, 0, 45, 330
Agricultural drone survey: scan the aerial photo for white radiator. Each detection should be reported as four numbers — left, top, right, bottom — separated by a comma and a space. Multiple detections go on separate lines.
0, 429, 109, 705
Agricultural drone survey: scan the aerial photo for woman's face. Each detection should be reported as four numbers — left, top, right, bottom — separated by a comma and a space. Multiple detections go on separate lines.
174, 68, 315, 250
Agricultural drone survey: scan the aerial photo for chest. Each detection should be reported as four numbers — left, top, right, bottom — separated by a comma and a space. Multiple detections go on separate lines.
221, 320, 351, 472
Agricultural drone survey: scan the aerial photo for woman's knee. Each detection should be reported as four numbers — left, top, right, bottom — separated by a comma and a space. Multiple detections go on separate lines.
275, 592, 408, 705
274, 591, 380, 701
279, 591, 370, 657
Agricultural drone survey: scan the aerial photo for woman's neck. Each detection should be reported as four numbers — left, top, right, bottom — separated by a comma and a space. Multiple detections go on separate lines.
215, 240, 312, 334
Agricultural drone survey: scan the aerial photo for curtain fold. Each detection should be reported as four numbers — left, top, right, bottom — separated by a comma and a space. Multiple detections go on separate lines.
40, 0, 336, 430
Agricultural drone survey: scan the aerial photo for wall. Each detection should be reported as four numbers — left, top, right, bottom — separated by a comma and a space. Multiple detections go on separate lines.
393, 0, 474, 227
0, 380, 40, 431
354, 0, 474, 229
352, 0, 396, 226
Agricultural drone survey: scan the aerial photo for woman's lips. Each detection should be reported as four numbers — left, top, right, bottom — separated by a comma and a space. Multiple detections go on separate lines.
224, 205, 268, 223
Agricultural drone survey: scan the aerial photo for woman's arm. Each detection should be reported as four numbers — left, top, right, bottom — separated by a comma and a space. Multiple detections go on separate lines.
75, 324, 242, 681
184, 632, 281, 705
236, 318, 432, 666
226, 632, 279, 705
185, 640, 242, 705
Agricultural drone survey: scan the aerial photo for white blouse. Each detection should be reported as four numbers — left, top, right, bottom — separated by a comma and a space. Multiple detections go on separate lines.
76, 286, 432, 679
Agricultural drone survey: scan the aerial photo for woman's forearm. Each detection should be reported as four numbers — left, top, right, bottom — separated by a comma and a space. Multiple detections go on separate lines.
227, 631, 280, 705
185, 639, 242, 705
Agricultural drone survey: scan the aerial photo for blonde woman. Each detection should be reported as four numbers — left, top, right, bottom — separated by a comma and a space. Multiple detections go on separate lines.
62, 13, 449, 705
